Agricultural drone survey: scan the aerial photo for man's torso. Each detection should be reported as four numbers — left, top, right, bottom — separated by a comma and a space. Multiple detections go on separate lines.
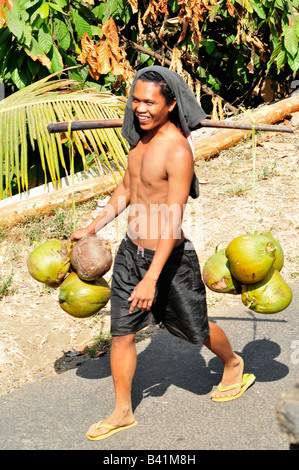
126, 126, 191, 250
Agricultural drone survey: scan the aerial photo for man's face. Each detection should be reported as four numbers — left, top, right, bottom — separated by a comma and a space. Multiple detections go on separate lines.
132, 79, 176, 132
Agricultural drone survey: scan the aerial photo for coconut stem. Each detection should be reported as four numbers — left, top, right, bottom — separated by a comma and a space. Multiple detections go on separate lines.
68, 122, 76, 232
240, 107, 257, 234
251, 126, 257, 235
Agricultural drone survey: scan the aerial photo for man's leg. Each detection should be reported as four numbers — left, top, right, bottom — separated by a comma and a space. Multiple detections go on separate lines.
204, 322, 244, 399
86, 333, 137, 438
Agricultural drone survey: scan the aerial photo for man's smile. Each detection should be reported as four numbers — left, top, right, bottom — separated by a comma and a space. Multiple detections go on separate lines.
136, 115, 151, 125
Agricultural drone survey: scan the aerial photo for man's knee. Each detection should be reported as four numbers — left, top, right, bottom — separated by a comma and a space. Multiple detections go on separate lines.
112, 333, 136, 348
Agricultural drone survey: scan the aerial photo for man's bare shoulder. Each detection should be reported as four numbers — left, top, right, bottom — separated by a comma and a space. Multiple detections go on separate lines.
165, 132, 193, 163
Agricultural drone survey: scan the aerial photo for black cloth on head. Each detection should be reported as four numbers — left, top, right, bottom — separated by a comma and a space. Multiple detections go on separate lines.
121, 66, 207, 198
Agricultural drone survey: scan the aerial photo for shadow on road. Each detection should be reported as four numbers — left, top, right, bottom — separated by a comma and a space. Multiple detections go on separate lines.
74, 329, 289, 412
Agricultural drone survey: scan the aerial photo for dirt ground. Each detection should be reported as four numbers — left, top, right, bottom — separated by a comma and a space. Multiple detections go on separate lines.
0, 124, 298, 397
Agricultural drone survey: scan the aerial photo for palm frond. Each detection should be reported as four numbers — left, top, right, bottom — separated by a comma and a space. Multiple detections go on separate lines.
0, 73, 129, 200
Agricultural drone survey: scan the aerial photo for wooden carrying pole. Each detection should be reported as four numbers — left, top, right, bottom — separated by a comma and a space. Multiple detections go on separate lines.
47, 118, 294, 134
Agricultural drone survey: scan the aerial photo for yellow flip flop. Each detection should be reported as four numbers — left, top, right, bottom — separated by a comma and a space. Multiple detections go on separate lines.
211, 373, 256, 403
86, 420, 137, 441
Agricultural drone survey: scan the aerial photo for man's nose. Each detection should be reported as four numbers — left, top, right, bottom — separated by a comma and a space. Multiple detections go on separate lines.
135, 102, 147, 113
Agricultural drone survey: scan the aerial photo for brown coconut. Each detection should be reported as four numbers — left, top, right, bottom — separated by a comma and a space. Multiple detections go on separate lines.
70, 235, 112, 281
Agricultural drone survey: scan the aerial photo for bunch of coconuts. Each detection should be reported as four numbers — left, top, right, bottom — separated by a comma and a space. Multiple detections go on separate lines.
202, 230, 292, 314
27, 235, 112, 318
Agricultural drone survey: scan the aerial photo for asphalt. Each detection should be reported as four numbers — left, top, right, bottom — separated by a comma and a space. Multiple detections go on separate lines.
0, 282, 298, 452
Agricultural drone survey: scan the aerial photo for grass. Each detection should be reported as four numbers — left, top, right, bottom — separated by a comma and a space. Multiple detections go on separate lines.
84, 331, 112, 358
22, 207, 75, 244
225, 182, 251, 197
0, 197, 102, 246
0, 271, 14, 298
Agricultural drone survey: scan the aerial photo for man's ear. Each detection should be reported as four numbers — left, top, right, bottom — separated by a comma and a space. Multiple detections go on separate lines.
169, 98, 177, 113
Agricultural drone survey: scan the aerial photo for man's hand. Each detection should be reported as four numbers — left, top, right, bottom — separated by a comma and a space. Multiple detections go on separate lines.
128, 275, 157, 313
70, 226, 94, 242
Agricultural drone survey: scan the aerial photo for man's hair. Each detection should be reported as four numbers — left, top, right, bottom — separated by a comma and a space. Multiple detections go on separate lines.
137, 70, 176, 105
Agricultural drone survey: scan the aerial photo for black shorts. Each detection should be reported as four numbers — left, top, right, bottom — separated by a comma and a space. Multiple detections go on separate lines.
110, 235, 210, 345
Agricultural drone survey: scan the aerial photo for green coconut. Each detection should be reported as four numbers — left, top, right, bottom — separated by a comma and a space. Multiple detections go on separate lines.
58, 272, 110, 318
202, 248, 241, 294
225, 233, 276, 284
27, 239, 72, 287
241, 268, 292, 314
260, 230, 284, 271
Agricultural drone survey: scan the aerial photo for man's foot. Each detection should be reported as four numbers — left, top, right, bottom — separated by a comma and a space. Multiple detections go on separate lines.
86, 412, 137, 441
210, 354, 244, 400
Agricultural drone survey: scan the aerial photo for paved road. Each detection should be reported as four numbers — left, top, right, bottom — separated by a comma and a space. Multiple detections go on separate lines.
0, 282, 298, 451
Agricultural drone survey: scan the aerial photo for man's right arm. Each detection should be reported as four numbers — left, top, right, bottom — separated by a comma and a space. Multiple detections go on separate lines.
70, 169, 131, 241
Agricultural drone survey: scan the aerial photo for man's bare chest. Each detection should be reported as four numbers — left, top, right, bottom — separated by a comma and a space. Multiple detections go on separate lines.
128, 145, 168, 189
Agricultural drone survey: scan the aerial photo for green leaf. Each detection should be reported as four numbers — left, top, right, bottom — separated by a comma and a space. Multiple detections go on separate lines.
11, 67, 29, 89
53, 19, 71, 50
39, 3, 49, 19
268, 41, 282, 64
250, 0, 267, 19
24, 37, 52, 69
243, 0, 253, 13
287, 51, 299, 72
19, 0, 41, 9
52, 0, 67, 7
92, 4, 108, 22
91, 25, 102, 37
27, 56, 40, 77
38, 24, 53, 54
274, 0, 285, 10
284, 26, 298, 57
207, 74, 220, 91
6, 8, 32, 46
276, 48, 286, 72
169, 0, 179, 13
71, 9, 92, 38
49, 45, 64, 73
204, 39, 215, 55
48, 2, 64, 13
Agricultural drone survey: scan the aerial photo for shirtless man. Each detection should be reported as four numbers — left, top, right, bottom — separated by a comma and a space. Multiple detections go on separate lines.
70, 69, 253, 441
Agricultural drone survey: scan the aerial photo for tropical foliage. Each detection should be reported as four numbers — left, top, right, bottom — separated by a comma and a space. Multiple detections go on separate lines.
0, 0, 298, 199
0, 74, 128, 199
0, 1, 298, 102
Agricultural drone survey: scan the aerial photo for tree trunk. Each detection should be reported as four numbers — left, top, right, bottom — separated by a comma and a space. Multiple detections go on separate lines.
0, 173, 122, 229
194, 94, 299, 160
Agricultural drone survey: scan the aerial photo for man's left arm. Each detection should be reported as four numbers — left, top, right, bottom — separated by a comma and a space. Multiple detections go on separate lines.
128, 145, 194, 313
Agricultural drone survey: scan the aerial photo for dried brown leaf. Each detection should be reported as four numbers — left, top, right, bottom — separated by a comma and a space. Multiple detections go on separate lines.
78, 33, 96, 66
226, 0, 235, 17
97, 40, 111, 75
110, 54, 125, 76
0, 5, 7, 27
142, 0, 168, 23
127, 0, 138, 14
169, 47, 184, 76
